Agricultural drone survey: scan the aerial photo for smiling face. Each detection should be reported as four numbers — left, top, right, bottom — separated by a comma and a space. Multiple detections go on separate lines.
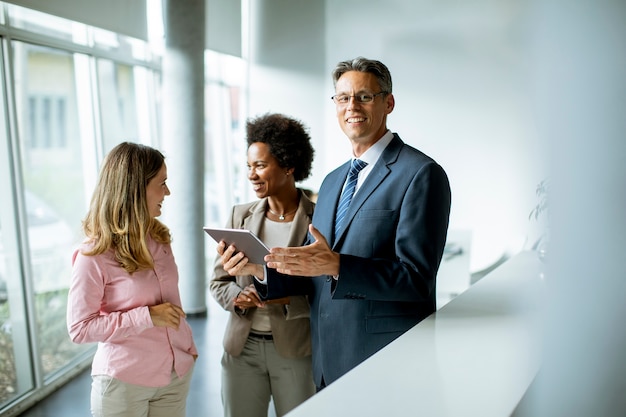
334, 70, 395, 155
146, 162, 170, 218
247, 142, 293, 199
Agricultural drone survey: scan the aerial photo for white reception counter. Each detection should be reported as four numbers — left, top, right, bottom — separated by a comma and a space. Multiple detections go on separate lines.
286, 250, 545, 417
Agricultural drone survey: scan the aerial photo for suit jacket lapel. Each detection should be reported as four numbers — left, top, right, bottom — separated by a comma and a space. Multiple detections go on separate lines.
242, 200, 266, 236
242, 193, 315, 248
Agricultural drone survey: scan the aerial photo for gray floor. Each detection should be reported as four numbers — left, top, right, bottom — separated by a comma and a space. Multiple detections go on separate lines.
18, 297, 230, 417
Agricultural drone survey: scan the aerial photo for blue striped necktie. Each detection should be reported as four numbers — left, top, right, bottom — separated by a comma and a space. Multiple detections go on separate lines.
334, 159, 368, 238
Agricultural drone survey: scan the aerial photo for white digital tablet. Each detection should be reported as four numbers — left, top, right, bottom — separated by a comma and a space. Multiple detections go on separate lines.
203, 227, 270, 264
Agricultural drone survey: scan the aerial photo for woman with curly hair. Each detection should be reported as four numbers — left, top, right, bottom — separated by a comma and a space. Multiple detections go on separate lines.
210, 113, 316, 417
67, 142, 197, 417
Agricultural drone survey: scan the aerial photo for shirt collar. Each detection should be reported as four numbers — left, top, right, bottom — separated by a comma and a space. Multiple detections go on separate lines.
353, 130, 394, 166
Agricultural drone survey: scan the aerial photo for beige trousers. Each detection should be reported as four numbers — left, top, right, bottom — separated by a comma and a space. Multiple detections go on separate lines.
90, 366, 194, 417
221, 336, 315, 417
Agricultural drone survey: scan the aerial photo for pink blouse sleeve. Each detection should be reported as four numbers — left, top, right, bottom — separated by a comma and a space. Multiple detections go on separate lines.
66, 249, 153, 344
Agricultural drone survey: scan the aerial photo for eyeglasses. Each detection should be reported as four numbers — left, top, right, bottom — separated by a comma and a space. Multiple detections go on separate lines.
331, 91, 387, 105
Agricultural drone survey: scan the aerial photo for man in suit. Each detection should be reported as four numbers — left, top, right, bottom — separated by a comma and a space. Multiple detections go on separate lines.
234, 57, 451, 390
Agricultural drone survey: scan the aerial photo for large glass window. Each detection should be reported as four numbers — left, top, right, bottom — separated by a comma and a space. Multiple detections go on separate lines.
0, 1, 235, 414
0, 148, 29, 411
0, 40, 35, 410
203, 51, 247, 272
1, 36, 162, 416
0, 217, 30, 407
12, 40, 93, 379
97, 61, 160, 152
98, 60, 140, 151
204, 50, 247, 228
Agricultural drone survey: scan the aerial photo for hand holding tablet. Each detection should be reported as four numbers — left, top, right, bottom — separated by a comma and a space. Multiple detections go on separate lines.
203, 227, 270, 264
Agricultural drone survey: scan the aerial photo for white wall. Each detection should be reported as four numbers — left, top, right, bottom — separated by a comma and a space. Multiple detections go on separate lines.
246, 0, 547, 272
246, 0, 327, 196
324, 0, 547, 271
520, 0, 626, 415
243, 2, 626, 413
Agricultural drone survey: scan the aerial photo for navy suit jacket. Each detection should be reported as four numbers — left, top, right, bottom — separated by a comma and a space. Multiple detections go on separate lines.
257, 134, 451, 386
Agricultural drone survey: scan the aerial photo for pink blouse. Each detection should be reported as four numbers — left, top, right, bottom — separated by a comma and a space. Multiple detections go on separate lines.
67, 235, 197, 387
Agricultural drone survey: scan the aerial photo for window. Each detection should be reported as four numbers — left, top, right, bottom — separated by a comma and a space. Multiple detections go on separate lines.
12, 40, 92, 380
0, 3, 163, 413
204, 50, 248, 229
98, 60, 141, 151
0, 1, 246, 414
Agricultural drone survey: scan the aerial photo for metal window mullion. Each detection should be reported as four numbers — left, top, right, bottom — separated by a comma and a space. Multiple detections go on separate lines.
0, 32, 42, 394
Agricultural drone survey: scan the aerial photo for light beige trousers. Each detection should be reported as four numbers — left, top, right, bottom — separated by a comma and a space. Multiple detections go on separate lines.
90, 366, 194, 417
221, 336, 315, 417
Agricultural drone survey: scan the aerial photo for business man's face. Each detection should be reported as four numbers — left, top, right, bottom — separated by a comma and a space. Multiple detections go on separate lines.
334, 70, 394, 153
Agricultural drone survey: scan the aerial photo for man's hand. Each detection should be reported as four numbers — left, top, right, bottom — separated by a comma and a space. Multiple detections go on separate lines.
149, 302, 186, 330
217, 241, 265, 279
265, 224, 340, 276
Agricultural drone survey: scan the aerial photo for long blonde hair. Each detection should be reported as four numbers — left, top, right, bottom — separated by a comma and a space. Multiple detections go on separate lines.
82, 142, 171, 273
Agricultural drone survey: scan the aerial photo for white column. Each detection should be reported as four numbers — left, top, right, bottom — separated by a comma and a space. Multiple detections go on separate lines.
162, 0, 206, 314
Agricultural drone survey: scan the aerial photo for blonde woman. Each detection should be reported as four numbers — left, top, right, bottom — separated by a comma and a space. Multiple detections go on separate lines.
67, 142, 197, 417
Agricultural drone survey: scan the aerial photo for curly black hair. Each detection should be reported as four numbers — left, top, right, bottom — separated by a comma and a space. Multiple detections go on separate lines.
246, 113, 315, 182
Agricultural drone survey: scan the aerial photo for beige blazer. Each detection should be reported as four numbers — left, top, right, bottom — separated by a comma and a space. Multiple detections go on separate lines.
209, 191, 314, 358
